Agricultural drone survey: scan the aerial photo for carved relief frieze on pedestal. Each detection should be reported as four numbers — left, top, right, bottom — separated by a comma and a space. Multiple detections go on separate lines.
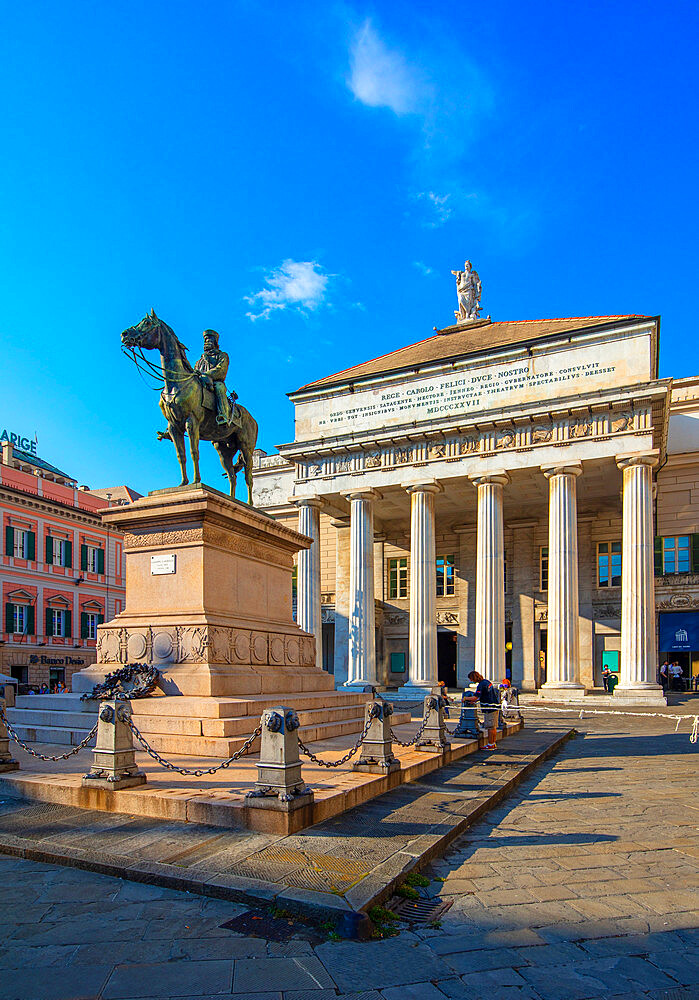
96, 623, 315, 670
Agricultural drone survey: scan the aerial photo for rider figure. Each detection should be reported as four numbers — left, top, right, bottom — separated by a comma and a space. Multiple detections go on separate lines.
195, 330, 233, 426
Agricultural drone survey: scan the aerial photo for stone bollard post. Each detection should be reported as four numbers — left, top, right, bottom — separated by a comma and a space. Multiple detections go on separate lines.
416, 695, 450, 752
353, 698, 399, 774
82, 698, 147, 790
0, 698, 19, 772
451, 700, 481, 739
246, 707, 314, 812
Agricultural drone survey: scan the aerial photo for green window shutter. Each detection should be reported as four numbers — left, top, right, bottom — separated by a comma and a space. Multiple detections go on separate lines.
64, 539, 72, 568
654, 536, 663, 576
5, 526, 13, 556
27, 531, 35, 561
80, 544, 87, 571
45, 607, 53, 637
5, 603, 14, 634
97, 614, 104, 626
27, 605, 35, 635
97, 548, 105, 575
80, 612, 88, 639
46, 534, 53, 565
692, 534, 699, 573
64, 609, 72, 638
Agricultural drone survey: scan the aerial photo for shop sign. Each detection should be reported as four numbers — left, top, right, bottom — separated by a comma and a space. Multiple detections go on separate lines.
0, 427, 38, 455
658, 612, 699, 651
29, 655, 86, 666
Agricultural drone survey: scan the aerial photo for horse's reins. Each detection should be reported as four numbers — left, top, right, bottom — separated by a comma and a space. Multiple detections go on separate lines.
122, 344, 197, 390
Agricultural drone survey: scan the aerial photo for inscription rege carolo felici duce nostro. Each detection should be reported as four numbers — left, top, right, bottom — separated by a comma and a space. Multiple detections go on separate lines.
314, 357, 618, 434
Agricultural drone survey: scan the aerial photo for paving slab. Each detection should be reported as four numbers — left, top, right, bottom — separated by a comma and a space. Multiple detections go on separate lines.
0, 727, 572, 931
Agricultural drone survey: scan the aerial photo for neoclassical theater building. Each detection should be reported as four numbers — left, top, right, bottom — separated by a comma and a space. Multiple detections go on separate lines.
252, 279, 699, 702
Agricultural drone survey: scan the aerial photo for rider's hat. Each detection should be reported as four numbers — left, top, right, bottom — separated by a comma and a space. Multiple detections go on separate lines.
203, 329, 220, 345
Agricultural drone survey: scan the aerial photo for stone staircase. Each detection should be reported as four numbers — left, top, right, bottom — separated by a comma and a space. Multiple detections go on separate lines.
7, 691, 411, 758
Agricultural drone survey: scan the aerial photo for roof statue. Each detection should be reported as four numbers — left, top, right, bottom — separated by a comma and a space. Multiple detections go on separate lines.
451, 260, 483, 323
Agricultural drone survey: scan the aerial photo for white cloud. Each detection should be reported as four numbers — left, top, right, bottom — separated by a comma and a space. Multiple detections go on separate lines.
416, 191, 452, 227
413, 261, 434, 276
245, 259, 330, 321
348, 20, 425, 115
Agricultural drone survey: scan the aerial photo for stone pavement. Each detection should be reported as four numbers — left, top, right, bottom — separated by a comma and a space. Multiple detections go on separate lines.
0, 727, 568, 931
1, 711, 697, 1000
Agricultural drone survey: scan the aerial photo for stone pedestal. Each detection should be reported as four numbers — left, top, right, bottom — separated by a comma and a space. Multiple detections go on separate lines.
83, 699, 146, 790
615, 454, 665, 704
72, 485, 331, 699
403, 482, 442, 696
353, 698, 399, 773
540, 464, 585, 696
471, 473, 509, 682
416, 695, 450, 752
0, 699, 19, 772
246, 706, 313, 812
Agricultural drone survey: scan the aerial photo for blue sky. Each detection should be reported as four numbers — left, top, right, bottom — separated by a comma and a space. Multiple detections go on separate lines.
1, 1, 697, 496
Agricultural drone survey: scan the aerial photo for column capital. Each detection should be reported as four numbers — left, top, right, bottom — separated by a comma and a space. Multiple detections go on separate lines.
341, 488, 382, 502
469, 470, 509, 488
541, 461, 583, 479
289, 495, 323, 509
401, 480, 443, 496
615, 450, 659, 471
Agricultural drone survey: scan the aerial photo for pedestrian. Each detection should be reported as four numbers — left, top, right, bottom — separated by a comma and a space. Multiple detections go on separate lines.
602, 663, 612, 693
669, 661, 684, 691
463, 670, 499, 750
659, 661, 669, 690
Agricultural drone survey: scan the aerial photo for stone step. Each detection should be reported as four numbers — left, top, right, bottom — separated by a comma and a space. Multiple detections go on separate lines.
5, 706, 412, 756
15, 694, 93, 713
6, 708, 101, 730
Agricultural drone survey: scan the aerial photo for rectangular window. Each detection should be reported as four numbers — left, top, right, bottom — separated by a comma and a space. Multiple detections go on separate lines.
86, 546, 104, 574
13, 605, 27, 634
85, 613, 98, 639
388, 557, 408, 599
663, 536, 691, 574
52, 538, 66, 566
51, 609, 65, 637
539, 546, 549, 591
597, 542, 622, 587
436, 554, 455, 597
14, 529, 28, 559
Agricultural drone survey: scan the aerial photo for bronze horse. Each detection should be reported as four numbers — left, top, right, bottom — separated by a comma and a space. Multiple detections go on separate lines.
122, 311, 258, 503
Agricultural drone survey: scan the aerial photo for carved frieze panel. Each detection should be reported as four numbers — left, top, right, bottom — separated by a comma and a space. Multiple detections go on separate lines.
296, 404, 647, 482
436, 610, 460, 625
656, 593, 699, 610
321, 608, 335, 624
123, 528, 202, 549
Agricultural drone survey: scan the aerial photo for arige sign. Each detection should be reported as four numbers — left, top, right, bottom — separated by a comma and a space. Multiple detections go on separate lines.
0, 427, 38, 455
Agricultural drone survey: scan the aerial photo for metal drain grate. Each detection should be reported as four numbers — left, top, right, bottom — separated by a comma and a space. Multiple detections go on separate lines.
389, 896, 453, 924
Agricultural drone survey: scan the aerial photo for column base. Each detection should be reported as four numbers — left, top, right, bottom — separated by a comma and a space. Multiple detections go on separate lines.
389, 685, 439, 702
613, 684, 666, 706
538, 683, 586, 702
343, 680, 385, 691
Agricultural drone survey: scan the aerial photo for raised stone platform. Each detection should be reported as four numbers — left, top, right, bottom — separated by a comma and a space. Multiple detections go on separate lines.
0, 725, 569, 936
19, 485, 402, 756
0, 716, 524, 834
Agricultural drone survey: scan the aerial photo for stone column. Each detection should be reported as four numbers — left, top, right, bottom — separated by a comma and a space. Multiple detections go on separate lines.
510, 522, 536, 691
455, 525, 476, 688
470, 473, 509, 682
294, 498, 323, 671
615, 453, 664, 702
403, 483, 442, 694
332, 518, 351, 687
540, 463, 584, 694
344, 491, 379, 687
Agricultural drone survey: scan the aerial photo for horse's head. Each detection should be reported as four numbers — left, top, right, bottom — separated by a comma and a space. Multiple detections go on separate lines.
121, 309, 163, 351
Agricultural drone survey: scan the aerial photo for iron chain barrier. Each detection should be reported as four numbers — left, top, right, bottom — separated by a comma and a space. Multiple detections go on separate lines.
298, 712, 375, 768
124, 716, 263, 777
0, 705, 98, 762
390, 707, 430, 747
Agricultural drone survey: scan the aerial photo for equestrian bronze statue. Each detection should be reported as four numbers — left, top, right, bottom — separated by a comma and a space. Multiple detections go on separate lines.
121, 311, 258, 503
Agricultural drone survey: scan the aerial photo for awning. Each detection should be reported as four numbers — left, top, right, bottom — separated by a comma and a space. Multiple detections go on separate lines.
658, 612, 699, 651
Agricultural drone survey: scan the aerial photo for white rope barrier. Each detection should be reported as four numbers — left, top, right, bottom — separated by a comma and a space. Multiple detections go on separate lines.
501, 701, 699, 744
